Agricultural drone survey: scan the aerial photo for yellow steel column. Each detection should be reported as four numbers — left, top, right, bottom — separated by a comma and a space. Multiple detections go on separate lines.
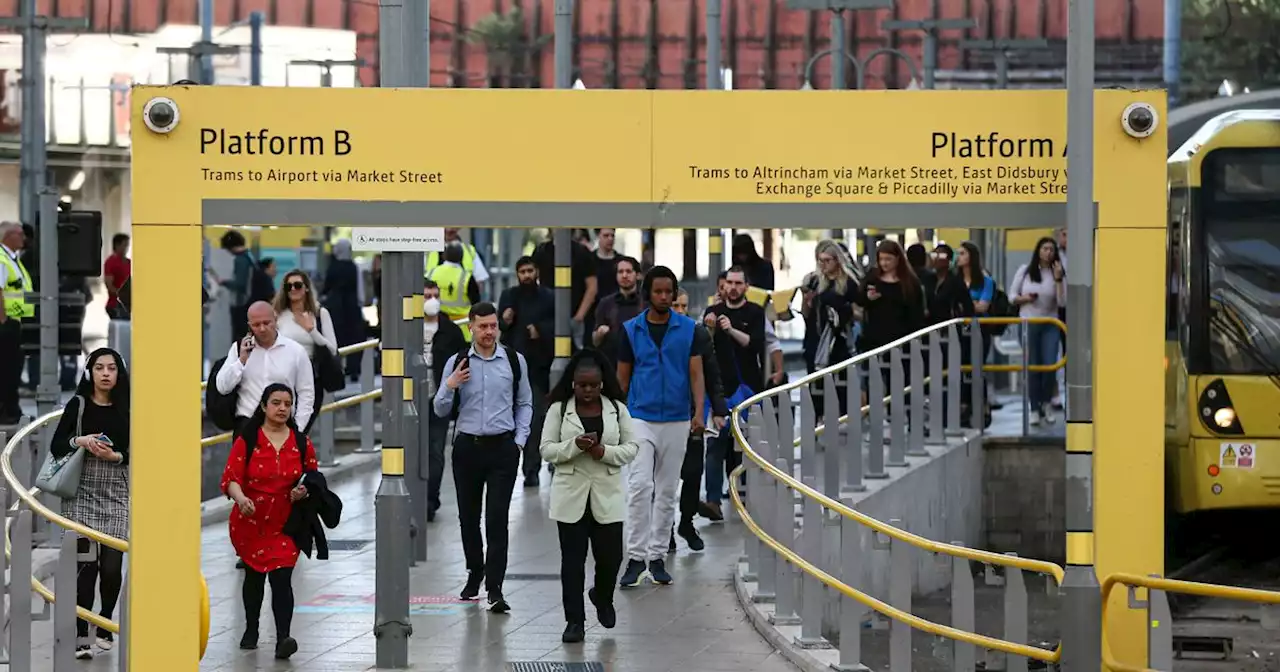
128, 222, 203, 671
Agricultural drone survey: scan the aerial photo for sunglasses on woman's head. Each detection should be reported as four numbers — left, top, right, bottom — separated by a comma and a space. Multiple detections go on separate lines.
287, 281, 307, 291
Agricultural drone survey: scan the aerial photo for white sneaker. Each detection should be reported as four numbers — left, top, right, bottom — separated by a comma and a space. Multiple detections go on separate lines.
96, 636, 113, 651
1043, 407, 1057, 424
1029, 412, 1041, 427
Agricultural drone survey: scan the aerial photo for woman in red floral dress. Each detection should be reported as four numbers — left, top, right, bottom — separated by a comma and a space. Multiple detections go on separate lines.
221, 383, 317, 660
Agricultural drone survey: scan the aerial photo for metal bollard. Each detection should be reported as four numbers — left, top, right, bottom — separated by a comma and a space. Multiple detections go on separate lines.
1020, 322, 1032, 436
821, 375, 842, 497
770, 458, 799, 624
316, 407, 337, 467
843, 361, 866, 494
795, 476, 830, 649
356, 348, 378, 453
799, 386, 818, 482
54, 531, 78, 670
946, 323, 963, 435
887, 348, 907, 467
11, 510, 33, 672
1148, 581, 1174, 670
1002, 556, 1029, 672
951, 549, 976, 672
741, 413, 764, 580
927, 329, 946, 444
752, 443, 775, 602
866, 356, 887, 478
969, 323, 985, 431
835, 516, 870, 671
907, 339, 927, 456
777, 390, 795, 473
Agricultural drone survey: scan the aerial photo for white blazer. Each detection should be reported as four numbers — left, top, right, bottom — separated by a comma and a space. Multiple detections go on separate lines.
540, 398, 639, 525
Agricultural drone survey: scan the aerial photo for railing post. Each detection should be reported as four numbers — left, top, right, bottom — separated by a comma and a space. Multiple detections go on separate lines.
821, 375, 842, 497
927, 329, 945, 444
752, 424, 775, 598
10, 510, 33, 672
117, 571, 128, 670
834, 516, 869, 672
799, 386, 818, 481
969, 321, 985, 431
316, 406, 337, 467
950, 547, 976, 672
357, 348, 377, 453
886, 520, 912, 672
777, 390, 795, 474
54, 531, 77, 670
770, 458, 799, 624
843, 359, 866, 494
795, 476, 830, 649
741, 413, 764, 581
946, 323, 963, 435
1002, 555, 1029, 672
1020, 322, 1032, 435
907, 339, 927, 456
866, 356, 887, 478
1148, 578, 1173, 670
887, 348, 907, 467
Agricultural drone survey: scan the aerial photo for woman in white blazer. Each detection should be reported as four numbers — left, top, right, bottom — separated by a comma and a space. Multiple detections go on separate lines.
540, 349, 639, 644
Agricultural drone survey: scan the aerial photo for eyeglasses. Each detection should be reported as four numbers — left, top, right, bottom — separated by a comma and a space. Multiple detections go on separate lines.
287, 281, 307, 291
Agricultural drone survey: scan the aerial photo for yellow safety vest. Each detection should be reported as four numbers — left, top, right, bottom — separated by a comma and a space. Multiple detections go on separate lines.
705, 286, 778, 309
424, 244, 477, 277
0, 251, 34, 320
428, 263, 473, 341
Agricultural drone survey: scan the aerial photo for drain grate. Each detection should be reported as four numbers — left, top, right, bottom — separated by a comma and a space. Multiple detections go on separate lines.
509, 663, 604, 672
504, 573, 561, 581
326, 539, 372, 552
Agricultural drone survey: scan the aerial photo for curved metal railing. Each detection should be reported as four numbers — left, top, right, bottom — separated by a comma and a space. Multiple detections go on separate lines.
728, 316, 1068, 668
1, 336, 385, 636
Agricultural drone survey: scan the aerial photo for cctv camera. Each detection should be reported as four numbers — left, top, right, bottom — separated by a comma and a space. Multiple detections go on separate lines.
142, 97, 180, 134
1121, 103, 1158, 139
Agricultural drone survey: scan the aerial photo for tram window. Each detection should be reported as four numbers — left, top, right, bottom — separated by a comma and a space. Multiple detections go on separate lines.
1212, 151, 1280, 202
1204, 216, 1280, 374
1167, 191, 1184, 339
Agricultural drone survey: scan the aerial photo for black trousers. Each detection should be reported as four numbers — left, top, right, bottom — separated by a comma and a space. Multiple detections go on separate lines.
242, 567, 295, 638
523, 378, 549, 479
452, 432, 520, 595
557, 503, 623, 624
679, 434, 705, 521
0, 319, 22, 419
75, 539, 124, 639
425, 408, 450, 514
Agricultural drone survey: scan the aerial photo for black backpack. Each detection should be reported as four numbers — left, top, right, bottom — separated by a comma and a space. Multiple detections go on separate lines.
248, 256, 276, 304
448, 345, 522, 420
558, 397, 620, 423
983, 286, 1015, 337
206, 356, 239, 431
243, 426, 309, 471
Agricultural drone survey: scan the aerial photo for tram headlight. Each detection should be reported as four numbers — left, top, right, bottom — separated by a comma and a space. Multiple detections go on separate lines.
1198, 379, 1244, 435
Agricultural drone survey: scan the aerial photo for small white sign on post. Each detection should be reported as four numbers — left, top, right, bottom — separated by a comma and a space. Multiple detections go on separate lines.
351, 227, 447, 252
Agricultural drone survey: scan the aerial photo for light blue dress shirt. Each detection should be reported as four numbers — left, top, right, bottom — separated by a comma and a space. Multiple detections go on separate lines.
432, 345, 534, 445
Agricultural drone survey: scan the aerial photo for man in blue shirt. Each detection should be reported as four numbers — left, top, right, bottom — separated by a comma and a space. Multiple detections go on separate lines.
433, 302, 533, 614
616, 267, 712, 587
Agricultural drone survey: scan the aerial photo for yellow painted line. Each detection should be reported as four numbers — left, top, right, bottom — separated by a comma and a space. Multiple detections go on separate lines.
1067, 423, 1093, 454
382, 349, 404, 378
554, 266, 572, 288
381, 447, 405, 476
402, 378, 414, 401
1066, 531, 1094, 566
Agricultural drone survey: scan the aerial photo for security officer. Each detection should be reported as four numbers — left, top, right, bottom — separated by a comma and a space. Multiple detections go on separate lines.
0, 221, 33, 424
427, 241, 482, 341
424, 228, 490, 293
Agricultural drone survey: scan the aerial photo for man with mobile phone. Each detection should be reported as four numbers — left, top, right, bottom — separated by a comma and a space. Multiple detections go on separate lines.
215, 301, 315, 443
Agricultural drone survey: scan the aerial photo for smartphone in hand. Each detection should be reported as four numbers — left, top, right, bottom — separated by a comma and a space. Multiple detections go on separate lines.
96, 434, 113, 447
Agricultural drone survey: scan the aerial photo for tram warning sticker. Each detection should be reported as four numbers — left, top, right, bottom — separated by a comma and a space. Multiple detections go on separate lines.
1220, 443, 1256, 469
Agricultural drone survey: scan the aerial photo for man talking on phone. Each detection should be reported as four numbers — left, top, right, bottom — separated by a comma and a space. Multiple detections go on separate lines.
433, 302, 533, 614
215, 301, 315, 443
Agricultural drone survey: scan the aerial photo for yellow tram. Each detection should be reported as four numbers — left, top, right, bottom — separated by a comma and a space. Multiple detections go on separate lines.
1166, 110, 1280, 513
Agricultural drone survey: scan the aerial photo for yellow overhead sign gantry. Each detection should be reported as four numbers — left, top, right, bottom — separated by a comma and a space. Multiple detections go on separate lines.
129, 86, 1165, 671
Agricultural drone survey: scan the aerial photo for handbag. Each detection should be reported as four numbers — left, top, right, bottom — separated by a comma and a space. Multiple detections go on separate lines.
312, 311, 346, 393
35, 395, 88, 499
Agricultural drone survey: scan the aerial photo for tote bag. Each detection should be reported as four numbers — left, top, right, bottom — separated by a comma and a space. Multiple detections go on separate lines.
35, 395, 87, 499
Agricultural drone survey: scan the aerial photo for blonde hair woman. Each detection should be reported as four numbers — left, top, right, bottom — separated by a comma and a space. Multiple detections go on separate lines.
273, 269, 338, 432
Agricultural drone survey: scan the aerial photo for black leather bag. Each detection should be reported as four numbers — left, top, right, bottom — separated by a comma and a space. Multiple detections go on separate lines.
313, 312, 347, 393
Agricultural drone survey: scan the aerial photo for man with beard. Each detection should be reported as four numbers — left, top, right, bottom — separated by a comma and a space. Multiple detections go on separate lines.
591, 256, 644, 363
699, 266, 765, 521
498, 256, 555, 486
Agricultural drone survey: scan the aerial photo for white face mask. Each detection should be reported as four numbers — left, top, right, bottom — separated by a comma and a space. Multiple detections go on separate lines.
424, 297, 442, 316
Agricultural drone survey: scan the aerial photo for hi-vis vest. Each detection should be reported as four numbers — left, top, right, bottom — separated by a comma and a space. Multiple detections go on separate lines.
0, 251, 34, 320
706, 287, 798, 321
424, 244, 477, 277
427, 263, 473, 341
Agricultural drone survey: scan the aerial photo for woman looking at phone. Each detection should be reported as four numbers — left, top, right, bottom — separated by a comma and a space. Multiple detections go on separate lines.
221, 383, 318, 660
1008, 236, 1066, 426
540, 349, 638, 644
49, 347, 130, 659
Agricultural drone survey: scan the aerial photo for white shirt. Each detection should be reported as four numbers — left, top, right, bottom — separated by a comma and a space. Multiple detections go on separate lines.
276, 307, 338, 359
215, 334, 316, 430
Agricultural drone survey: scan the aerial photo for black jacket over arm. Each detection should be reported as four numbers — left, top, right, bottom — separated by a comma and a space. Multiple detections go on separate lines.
284, 470, 343, 560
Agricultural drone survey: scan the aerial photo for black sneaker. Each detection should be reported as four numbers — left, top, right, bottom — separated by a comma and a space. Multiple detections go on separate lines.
618, 559, 647, 588
75, 645, 92, 660
460, 570, 485, 601
561, 621, 585, 643
588, 587, 616, 629
648, 559, 673, 585
487, 594, 511, 614
239, 628, 258, 650
524, 473, 540, 487
274, 637, 298, 660
677, 522, 705, 552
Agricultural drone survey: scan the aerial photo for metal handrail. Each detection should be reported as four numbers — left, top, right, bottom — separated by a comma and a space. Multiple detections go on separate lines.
1100, 572, 1280, 672
729, 317, 1065, 663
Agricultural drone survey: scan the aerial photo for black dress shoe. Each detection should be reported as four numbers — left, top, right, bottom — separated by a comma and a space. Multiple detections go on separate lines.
588, 587, 616, 629
562, 622, 585, 643
460, 570, 485, 600
239, 629, 258, 650
274, 637, 298, 660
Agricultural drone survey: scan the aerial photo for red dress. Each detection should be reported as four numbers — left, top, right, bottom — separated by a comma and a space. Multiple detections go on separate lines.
221, 430, 319, 573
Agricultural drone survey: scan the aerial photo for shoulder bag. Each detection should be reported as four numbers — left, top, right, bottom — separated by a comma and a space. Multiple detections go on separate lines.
36, 395, 89, 499
313, 310, 347, 393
